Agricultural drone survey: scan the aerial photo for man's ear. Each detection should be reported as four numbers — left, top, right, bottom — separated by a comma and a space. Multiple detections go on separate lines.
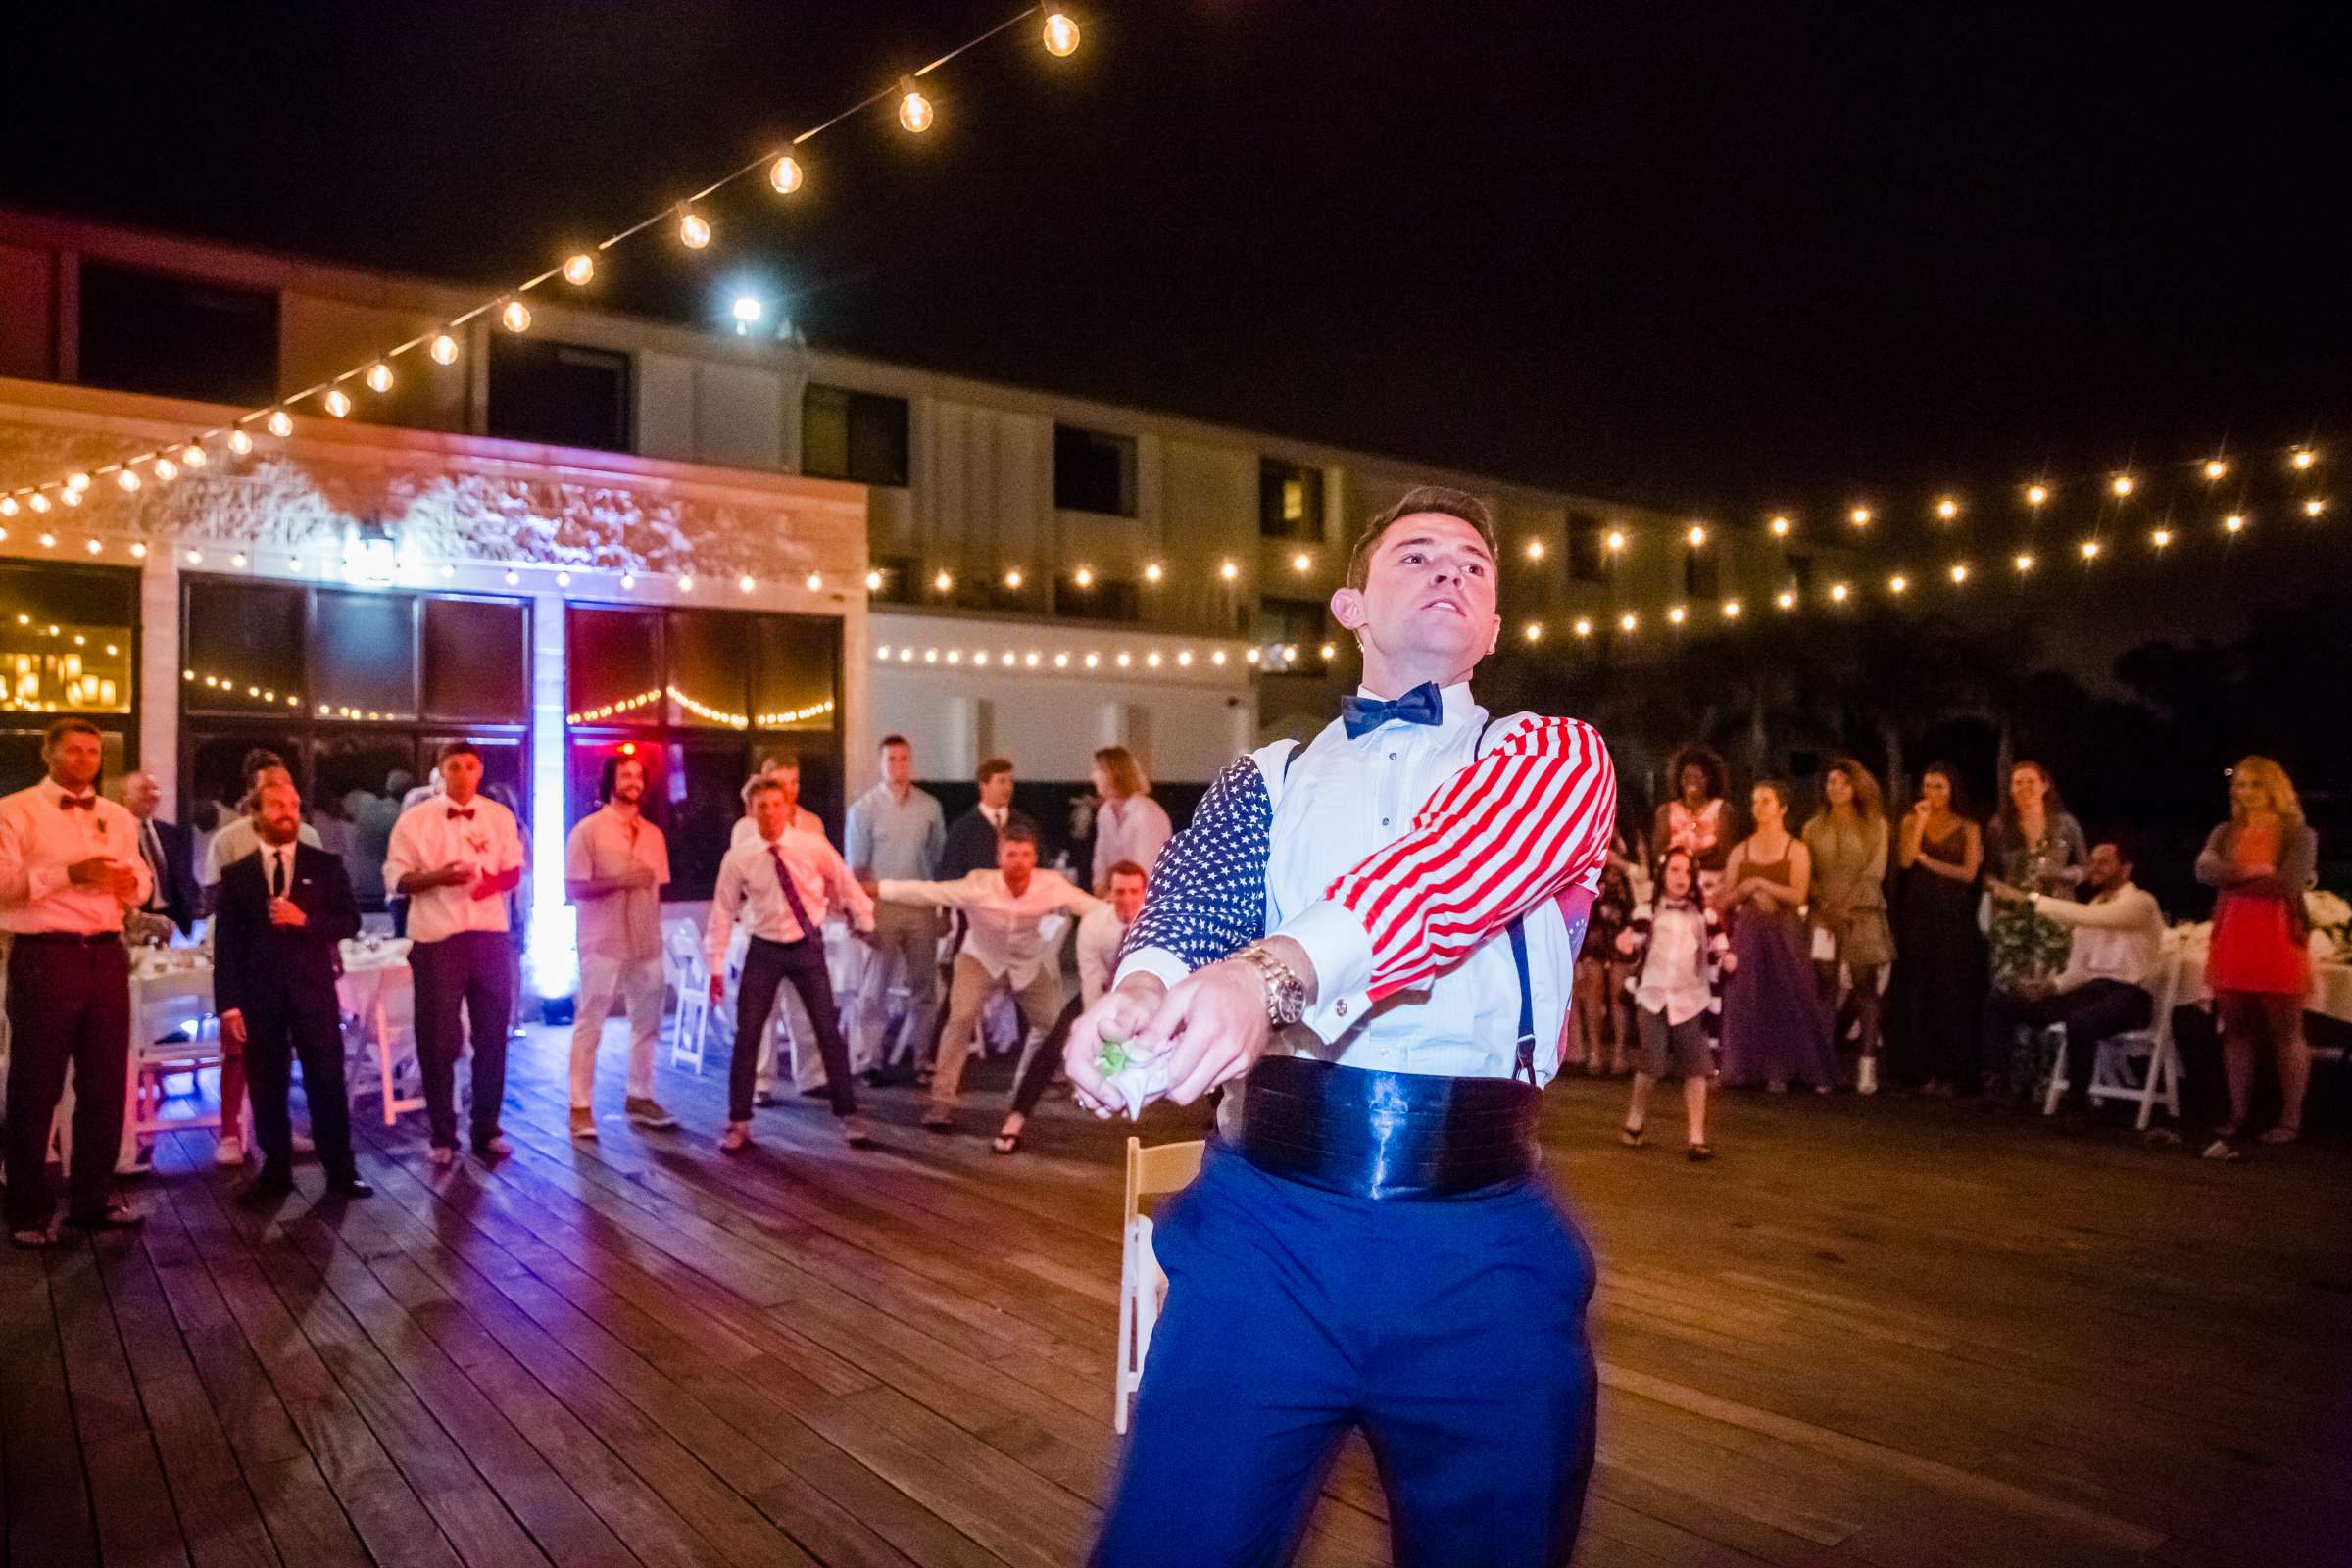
1330, 586, 1367, 631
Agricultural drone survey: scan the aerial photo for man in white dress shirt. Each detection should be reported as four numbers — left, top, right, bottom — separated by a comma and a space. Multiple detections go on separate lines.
564, 753, 675, 1140
993, 858, 1147, 1154
706, 775, 876, 1152
383, 743, 524, 1166
726, 753, 829, 1102
1, 719, 152, 1245
875, 817, 1103, 1131
1064, 487, 1619, 1567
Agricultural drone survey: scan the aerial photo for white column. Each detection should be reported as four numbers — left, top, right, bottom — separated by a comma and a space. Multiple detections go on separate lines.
138, 550, 178, 803
523, 594, 575, 1003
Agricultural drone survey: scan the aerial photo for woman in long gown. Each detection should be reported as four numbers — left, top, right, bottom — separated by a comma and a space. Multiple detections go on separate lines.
1888, 764, 1984, 1094
1718, 781, 1838, 1091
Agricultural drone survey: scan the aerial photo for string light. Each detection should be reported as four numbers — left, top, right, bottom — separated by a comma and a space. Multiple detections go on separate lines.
1004, 567, 1023, 590
1685, 523, 1707, 548
1524, 538, 1546, 561
1667, 605, 1688, 625
738, 573, 757, 592
1042, 5, 1081, 56
83, 539, 101, 556
676, 574, 695, 592
563, 253, 596, 286
228, 429, 254, 456
1619, 612, 1639, 632
266, 411, 293, 438
152, 457, 177, 481
1769, 515, 1791, 538
1948, 563, 1970, 584
26, 494, 48, 514
864, 568, 883, 591
898, 78, 935, 133
769, 154, 805, 195
1604, 529, 1627, 553
1887, 573, 1909, 595
1573, 616, 1593, 637
181, 444, 206, 468
1720, 598, 1742, 618
2203, 458, 2229, 481
1292, 551, 1312, 573
0, 499, 14, 518
2080, 538, 2102, 561
1145, 563, 1163, 584
2150, 527, 2173, 550
503, 568, 519, 585
1073, 565, 1094, 588
116, 469, 140, 492
58, 489, 80, 508
2223, 513, 2247, 534
619, 571, 636, 589
129, 542, 146, 559
1936, 496, 1959, 520
678, 209, 712, 249
2290, 448, 2317, 471
1775, 590, 1796, 610
323, 388, 352, 418
2026, 483, 2049, 507
500, 299, 531, 333
1848, 506, 1873, 527
2111, 473, 2134, 498
2305, 498, 2328, 517
1219, 560, 1239, 581
2013, 551, 2035, 573
933, 569, 954, 593
429, 332, 460, 366
1830, 582, 1851, 603
805, 571, 823, 591
1523, 622, 1543, 642
555, 570, 572, 587
67, 473, 90, 493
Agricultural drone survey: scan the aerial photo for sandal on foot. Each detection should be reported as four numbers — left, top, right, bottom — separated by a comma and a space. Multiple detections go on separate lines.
2258, 1125, 2300, 1145
2200, 1138, 2242, 1162
991, 1131, 1021, 1155
1619, 1126, 1645, 1148
1687, 1143, 1715, 1162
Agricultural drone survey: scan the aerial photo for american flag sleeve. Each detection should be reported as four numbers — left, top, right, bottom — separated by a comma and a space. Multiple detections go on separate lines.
1276, 715, 1617, 1004
1112, 755, 1272, 992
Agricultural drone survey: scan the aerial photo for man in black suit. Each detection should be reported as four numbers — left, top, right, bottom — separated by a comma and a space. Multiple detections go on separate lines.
122, 770, 198, 935
938, 757, 1021, 880
213, 778, 371, 1201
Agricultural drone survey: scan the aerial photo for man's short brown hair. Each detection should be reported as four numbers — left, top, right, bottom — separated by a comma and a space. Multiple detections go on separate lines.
1344, 485, 1499, 592
975, 757, 1014, 787
43, 717, 102, 750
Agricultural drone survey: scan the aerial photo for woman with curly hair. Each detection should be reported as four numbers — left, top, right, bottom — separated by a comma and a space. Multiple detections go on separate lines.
2197, 756, 2318, 1155
1654, 744, 1736, 900
1803, 759, 1895, 1092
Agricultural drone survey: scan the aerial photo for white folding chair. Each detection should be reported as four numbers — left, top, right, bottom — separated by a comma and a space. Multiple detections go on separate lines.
347, 963, 427, 1128
2039, 944, 2185, 1129
1116, 1136, 1205, 1435
666, 922, 711, 1072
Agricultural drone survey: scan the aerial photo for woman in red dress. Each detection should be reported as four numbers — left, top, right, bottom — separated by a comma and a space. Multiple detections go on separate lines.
2196, 756, 2318, 1153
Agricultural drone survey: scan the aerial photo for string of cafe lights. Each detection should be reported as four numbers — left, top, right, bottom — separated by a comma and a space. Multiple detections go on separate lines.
0, 4, 1087, 539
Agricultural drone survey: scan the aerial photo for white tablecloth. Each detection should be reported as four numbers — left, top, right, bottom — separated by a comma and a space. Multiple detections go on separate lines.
2171, 934, 2352, 1025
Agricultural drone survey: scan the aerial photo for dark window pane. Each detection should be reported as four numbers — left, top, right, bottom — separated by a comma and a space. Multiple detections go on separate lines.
1787, 553, 1816, 593
801, 384, 908, 486
1568, 513, 1608, 583
665, 611, 753, 729
1054, 424, 1137, 516
1253, 596, 1326, 647
1053, 574, 1139, 622
566, 606, 661, 725
183, 580, 304, 716
566, 736, 663, 831
1258, 460, 1323, 540
314, 733, 418, 905
487, 336, 631, 453
314, 590, 417, 721
78, 262, 278, 407
0, 726, 128, 790
1684, 551, 1719, 599
658, 742, 757, 900
183, 729, 304, 832
423, 596, 527, 721
0, 563, 136, 715
752, 616, 838, 731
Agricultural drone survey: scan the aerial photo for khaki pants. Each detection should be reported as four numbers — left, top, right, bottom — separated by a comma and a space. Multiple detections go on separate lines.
570, 952, 664, 1109
931, 953, 1061, 1108
851, 902, 942, 1074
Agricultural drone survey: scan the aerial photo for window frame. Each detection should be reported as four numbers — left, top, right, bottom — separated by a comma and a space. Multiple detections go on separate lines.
1054, 422, 1140, 518
800, 383, 911, 488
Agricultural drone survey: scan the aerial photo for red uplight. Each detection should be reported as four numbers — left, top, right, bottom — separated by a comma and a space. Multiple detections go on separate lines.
618, 742, 636, 756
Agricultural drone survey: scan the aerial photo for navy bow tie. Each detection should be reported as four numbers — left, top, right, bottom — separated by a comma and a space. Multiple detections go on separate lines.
1342, 681, 1445, 739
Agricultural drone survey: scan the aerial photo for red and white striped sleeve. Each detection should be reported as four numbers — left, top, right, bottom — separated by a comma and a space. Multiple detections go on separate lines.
1274, 716, 1618, 1007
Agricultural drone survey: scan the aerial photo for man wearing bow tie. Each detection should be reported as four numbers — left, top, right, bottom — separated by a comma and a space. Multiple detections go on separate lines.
383, 743, 524, 1166
1066, 487, 1618, 1567
0, 719, 152, 1246
214, 778, 368, 1202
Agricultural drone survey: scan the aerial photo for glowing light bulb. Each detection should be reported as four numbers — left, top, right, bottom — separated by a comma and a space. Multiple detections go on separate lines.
0, 498, 14, 518
864, 568, 883, 592
897, 78, 934, 133
2223, 514, 2246, 533
1668, 605, 1688, 624
2151, 528, 2173, 549
1722, 599, 1742, 618
2203, 458, 2228, 481
228, 428, 255, 455
1147, 652, 1163, 667
116, 469, 141, 492
1574, 616, 1593, 637
1686, 523, 1707, 548
2290, 447, 2317, 471
563, 252, 595, 286
738, 573, 756, 593
1220, 560, 1239, 581
1004, 567, 1023, 590
1887, 574, 1909, 595
130, 542, 145, 558
67, 473, 90, 493
1849, 506, 1872, 527
677, 574, 695, 592
731, 296, 763, 327
504, 569, 520, 586
430, 332, 459, 366
1117, 652, 1132, 668
1604, 529, 1626, 552
1211, 649, 1227, 665
1775, 589, 1796, 610
1936, 496, 1959, 520
323, 388, 352, 418
1830, 581, 1851, 603
1948, 563, 1970, 584
2014, 552, 2035, 572
59, 489, 80, 508
182, 444, 206, 468
555, 571, 571, 587
2080, 538, 2102, 561
1042, 6, 1081, 56
28, 493, 49, 514
365, 362, 394, 395
2026, 483, 2049, 506
1769, 515, 1791, 537
1056, 652, 1071, 668
153, 457, 177, 482
805, 571, 823, 592
1074, 565, 1094, 588
37, 532, 54, 547
2111, 473, 2134, 498
1619, 612, 1639, 632
2305, 498, 2328, 517
1523, 622, 1543, 642
769, 154, 805, 195
619, 571, 636, 590
1145, 563, 1163, 583
1292, 551, 1312, 572
501, 299, 531, 333
266, 411, 293, 438
933, 569, 954, 593
679, 209, 711, 248
1525, 538, 1546, 561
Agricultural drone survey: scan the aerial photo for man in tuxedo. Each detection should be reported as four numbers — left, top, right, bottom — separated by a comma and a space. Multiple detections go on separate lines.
121, 770, 198, 935
939, 757, 1020, 880
213, 778, 370, 1201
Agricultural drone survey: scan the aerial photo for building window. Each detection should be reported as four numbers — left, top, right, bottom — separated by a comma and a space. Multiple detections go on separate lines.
0, 561, 139, 783
1786, 553, 1816, 594
1054, 573, 1141, 622
1684, 549, 1720, 599
564, 604, 843, 900
802, 384, 909, 486
1054, 424, 1138, 517
1567, 513, 1609, 583
1253, 595, 1327, 660
78, 262, 280, 408
487, 336, 632, 453
178, 580, 530, 907
1259, 460, 1324, 541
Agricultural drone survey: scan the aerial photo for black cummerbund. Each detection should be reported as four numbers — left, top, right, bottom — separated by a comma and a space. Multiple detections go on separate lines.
1230, 1054, 1543, 1200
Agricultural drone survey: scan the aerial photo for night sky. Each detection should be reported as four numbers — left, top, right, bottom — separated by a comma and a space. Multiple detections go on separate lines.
6, 0, 2348, 527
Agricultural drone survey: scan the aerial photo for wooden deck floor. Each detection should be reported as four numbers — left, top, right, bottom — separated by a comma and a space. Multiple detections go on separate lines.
3, 1027, 2346, 1568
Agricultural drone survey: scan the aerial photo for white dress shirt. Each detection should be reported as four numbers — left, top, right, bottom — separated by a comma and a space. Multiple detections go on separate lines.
1632, 904, 1713, 1025
201, 813, 322, 887
1092, 795, 1173, 892
706, 824, 874, 974
877, 869, 1102, 988
1076, 904, 1131, 1006
1117, 682, 1614, 1084
382, 793, 525, 943
2034, 882, 2168, 992
0, 778, 154, 934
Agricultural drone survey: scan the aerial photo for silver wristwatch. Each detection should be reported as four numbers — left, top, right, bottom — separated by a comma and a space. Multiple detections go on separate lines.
1235, 943, 1308, 1027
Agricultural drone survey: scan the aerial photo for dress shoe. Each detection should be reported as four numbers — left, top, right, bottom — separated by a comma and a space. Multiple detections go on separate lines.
472, 1134, 514, 1161
838, 1115, 877, 1150
324, 1177, 375, 1200
62, 1200, 144, 1232
427, 1145, 457, 1169
624, 1096, 678, 1129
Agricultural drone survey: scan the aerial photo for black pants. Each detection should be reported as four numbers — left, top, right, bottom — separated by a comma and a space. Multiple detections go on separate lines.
411, 930, 515, 1149
1982, 978, 2152, 1102
242, 989, 356, 1183
1007, 995, 1085, 1118
4, 937, 130, 1230
735, 936, 856, 1122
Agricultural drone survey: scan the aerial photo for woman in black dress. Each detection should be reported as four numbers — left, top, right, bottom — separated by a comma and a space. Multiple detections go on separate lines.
1888, 763, 1984, 1093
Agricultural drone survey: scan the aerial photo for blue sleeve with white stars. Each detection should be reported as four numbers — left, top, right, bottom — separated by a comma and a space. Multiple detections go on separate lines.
1116, 755, 1270, 973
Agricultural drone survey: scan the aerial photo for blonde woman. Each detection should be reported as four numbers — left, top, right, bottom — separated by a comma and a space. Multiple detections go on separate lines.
1802, 760, 1894, 1093
1089, 746, 1172, 894
2196, 757, 2319, 1155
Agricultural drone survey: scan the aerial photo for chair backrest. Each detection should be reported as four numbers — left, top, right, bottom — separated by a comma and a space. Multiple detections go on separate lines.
1124, 1136, 1205, 1227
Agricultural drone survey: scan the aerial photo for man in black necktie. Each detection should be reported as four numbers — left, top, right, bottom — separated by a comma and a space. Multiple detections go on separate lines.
213, 779, 370, 1201
121, 770, 198, 935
